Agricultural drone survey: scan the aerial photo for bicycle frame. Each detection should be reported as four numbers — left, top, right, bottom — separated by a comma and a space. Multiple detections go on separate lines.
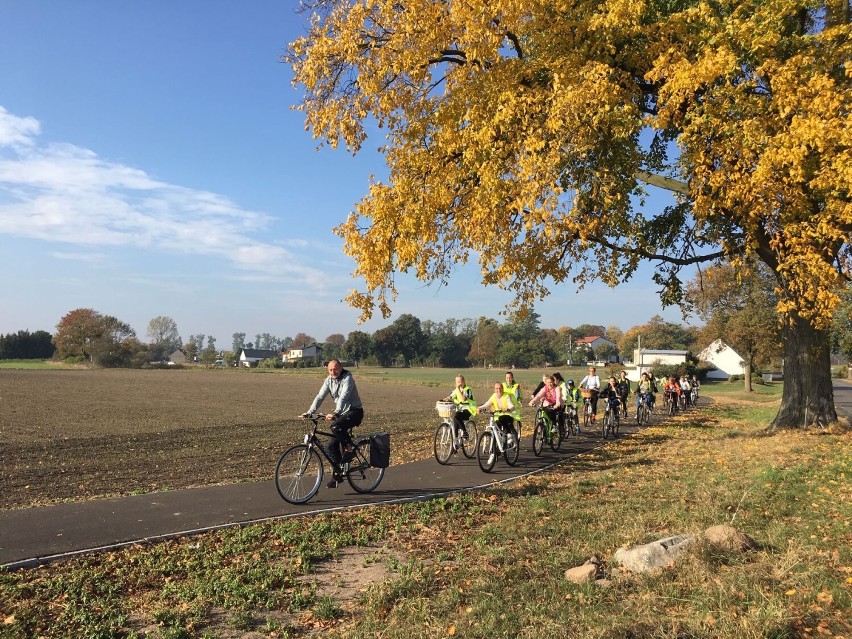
301, 414, 348, 470
535, 406, 556, 438
485, 414, 510, 454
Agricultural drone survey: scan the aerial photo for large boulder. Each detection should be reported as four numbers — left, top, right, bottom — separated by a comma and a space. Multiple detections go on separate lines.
613, 535, 695, 573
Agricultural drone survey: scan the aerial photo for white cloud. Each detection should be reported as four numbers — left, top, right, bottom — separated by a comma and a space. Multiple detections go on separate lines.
0, 106, 40, 148
0, 106, 329, 288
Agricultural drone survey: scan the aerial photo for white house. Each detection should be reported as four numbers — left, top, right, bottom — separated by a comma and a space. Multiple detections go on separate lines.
631, 349, 689, 379
697, 339, 745, 379
283, 344, 322, 363
239, 348, 280, 367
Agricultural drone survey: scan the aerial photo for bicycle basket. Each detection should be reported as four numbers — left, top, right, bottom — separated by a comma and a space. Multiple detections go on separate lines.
580, 389, 595, 399
435, 401, 457, 418
369, 433, 391, 468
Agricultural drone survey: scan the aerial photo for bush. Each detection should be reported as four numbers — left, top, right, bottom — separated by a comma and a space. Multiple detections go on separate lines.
831, 365, 849, 378
258, 357, 283, 369
652, 363, 697, 380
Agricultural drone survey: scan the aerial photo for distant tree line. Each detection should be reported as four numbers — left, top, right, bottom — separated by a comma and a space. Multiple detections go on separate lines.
0, 330, 55, 359
13, 275, 851, 371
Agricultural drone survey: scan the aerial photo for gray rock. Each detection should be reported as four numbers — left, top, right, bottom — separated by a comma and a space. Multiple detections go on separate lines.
613, 534, 695, 573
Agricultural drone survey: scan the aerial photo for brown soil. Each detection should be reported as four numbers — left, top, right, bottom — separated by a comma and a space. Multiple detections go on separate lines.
0, 368, 440, 509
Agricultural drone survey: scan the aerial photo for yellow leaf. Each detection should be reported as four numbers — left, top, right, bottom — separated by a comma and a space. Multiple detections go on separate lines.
785, 589, 797, 596
448, 623, 456, 636
3, 616, 14, 625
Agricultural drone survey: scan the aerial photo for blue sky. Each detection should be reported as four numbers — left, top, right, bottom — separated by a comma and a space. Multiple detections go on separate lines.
0, 1, 694, 348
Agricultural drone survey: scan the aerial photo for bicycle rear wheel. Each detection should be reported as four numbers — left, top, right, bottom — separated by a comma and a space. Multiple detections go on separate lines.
433, 422, 454, 465
477, 431, 496, 472
275, 444, 322, 504
347, 440, 384, 493
532, 421, 545, 456
461, 420, 478, 459
504, 430, 520, 466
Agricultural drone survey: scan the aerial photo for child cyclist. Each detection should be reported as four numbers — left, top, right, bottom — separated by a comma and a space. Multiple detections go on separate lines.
528, 374, 563, 427
599, 376, 622, 420
502, 371, 523, 437
442, 375, 477, 439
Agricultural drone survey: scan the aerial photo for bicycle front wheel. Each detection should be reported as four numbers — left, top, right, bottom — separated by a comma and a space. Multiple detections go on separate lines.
504, 429, 520, 466
602, 412, 610, 439
461, 420, 478, 459
477, 431, 496, 472
532, 421, 545, 456
550, 421, 562, 452
275, 445, 322, 504
583, 403, 591, 430
434, 422, 454, 465
347, 441, 384, 493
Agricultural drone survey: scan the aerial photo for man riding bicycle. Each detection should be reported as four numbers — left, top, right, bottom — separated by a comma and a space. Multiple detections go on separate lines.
303, 358, 364, 488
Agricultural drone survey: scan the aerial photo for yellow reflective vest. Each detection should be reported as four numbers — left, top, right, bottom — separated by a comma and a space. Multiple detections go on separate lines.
450, 385, 478, 416
488, 393, 515, 416
501, 382, 523, 421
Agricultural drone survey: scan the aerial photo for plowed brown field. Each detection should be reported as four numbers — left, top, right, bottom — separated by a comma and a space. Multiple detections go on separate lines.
0, 368, 441, 509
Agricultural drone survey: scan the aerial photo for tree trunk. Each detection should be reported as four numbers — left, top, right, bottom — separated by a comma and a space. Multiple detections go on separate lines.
744, 361, 753, 392
770, 313, 837, 429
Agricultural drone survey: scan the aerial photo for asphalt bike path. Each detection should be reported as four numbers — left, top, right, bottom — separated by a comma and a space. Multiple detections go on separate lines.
1, 422, 620, 569
3, 382, 849, 570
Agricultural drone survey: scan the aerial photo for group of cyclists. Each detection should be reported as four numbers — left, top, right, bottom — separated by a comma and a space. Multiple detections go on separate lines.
297, 358, 701, 494
442, 366, 701, 444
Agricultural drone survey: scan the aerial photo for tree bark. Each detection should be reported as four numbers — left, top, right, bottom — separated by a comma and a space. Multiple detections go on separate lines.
770, 313, 837, 429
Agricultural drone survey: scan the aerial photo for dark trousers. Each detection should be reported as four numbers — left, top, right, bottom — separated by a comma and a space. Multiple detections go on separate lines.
453, 409, 472, 435
330, 407, 364, 464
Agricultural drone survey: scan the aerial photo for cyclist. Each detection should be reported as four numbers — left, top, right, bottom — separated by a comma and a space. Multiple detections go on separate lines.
478, 382, 517, 436
442, 374, 478, 441
646, 368, 659, 408
528, 374, 563, 427
663, 375, 682, 412
690, 374, 700, 399
553, 372, 569, 436
531, 373, 548, 398
636, 371, 654, 414
579, 366, 602, 423
303, 358, 364, 487
680, 375, 692, 407
617, 370, 631, 418
502, 371, 523, 437
565, 378, 582, 432
599, 375, 622, 423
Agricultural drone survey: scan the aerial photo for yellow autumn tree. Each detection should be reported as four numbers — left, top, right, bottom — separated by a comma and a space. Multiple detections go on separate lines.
288, 0, 851, 428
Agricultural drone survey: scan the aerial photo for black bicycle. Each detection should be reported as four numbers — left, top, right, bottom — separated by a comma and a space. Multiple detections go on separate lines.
275, 412, 388, 504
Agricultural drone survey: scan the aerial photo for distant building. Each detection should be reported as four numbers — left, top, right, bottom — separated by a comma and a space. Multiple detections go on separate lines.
697, 340, 745, 379
575, 335, 619, 363
632, 349, 689, 377
238, 348, 279, 367
169, 349, 187, 364
283, 344, 322, 364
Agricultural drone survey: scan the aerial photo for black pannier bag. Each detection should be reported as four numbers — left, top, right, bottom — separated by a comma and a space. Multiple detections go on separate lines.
369, 433, 391, 468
